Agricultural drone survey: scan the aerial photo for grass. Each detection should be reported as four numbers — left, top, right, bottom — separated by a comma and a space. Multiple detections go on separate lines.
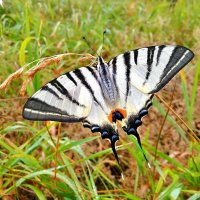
0, 0, 200, 199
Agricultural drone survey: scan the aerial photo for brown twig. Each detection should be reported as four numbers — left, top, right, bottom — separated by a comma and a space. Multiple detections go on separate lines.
54, 122, 61, 184
45, 123, 56, 147
152, 83, 176, 200
0, 53, 95, 95
0, 68, 24, 90
155, 94, 200, 143
20, 53, 95, 96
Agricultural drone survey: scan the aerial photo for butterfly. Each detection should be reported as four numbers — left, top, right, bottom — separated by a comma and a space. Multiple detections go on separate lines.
23, 45, 194, 166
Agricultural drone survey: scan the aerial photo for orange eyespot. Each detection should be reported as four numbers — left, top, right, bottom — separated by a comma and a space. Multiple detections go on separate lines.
116, 108, 127, 118
108, 108, 127, 123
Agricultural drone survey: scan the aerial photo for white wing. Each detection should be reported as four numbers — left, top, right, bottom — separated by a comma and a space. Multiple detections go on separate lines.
23, 66, 112, 127
23, 45, 194, 166
108, 45, 194, 128
23, 65, 119, 161
109, 45, 194, 94
107, 45, 194, 164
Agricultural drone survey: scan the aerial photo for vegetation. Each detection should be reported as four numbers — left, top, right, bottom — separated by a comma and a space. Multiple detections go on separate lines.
0, 0, 200, 199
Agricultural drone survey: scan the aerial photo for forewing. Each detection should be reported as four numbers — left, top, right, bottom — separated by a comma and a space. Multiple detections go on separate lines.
108, 45, 194, 94
69, 66, 112, 128
23, 67, 98, 122
23, 66, 114, 128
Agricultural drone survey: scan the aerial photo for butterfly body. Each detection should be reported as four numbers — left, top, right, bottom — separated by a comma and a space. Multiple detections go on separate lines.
97, 56, 118, 107
23, 45, 194, 165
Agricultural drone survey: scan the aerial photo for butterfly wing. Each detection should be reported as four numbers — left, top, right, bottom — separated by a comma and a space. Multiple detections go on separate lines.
23, 69, 91, 122
109, 45, 194, 94
23, 66, 111, 126
108, 45, 194, 120
108, 45, 194, 162
23, 65, 121, 164
23, 45, 194, 167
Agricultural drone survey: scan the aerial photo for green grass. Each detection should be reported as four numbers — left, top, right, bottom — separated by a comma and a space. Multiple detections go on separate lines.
0, 0, 200, 199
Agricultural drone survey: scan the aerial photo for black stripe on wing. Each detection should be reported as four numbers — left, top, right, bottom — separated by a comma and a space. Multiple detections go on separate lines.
50, 79, 85, 108
73, 68, 104, 110
156, 45, 166, 66
145, 46, 155, 82
110, 57, 119, 94
124, 51, 131, 102
24, 98, 67, 113
23, 98, 84, 122
42, 85, 62, 100
151, 45, 194, 93
65, 72, 77, 86
87, 66, 105, 97
87, 66, 99, 80
134, 49, 138, 65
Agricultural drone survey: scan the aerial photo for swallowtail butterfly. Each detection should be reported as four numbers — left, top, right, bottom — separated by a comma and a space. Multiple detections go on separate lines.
23, 45, 194, 166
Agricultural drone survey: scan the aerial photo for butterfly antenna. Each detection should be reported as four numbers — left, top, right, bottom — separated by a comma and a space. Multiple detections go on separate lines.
82, 36, 99, 57
100, 30, 106, 56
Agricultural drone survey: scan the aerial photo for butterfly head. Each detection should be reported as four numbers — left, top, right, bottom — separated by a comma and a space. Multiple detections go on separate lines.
97, 56, 108, 72
97, 56, 110, 80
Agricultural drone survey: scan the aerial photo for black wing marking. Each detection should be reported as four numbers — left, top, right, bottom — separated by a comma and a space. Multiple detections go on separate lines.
108, 45, 194, 166
108, 45, 194, 94
23, 66, 106, 123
